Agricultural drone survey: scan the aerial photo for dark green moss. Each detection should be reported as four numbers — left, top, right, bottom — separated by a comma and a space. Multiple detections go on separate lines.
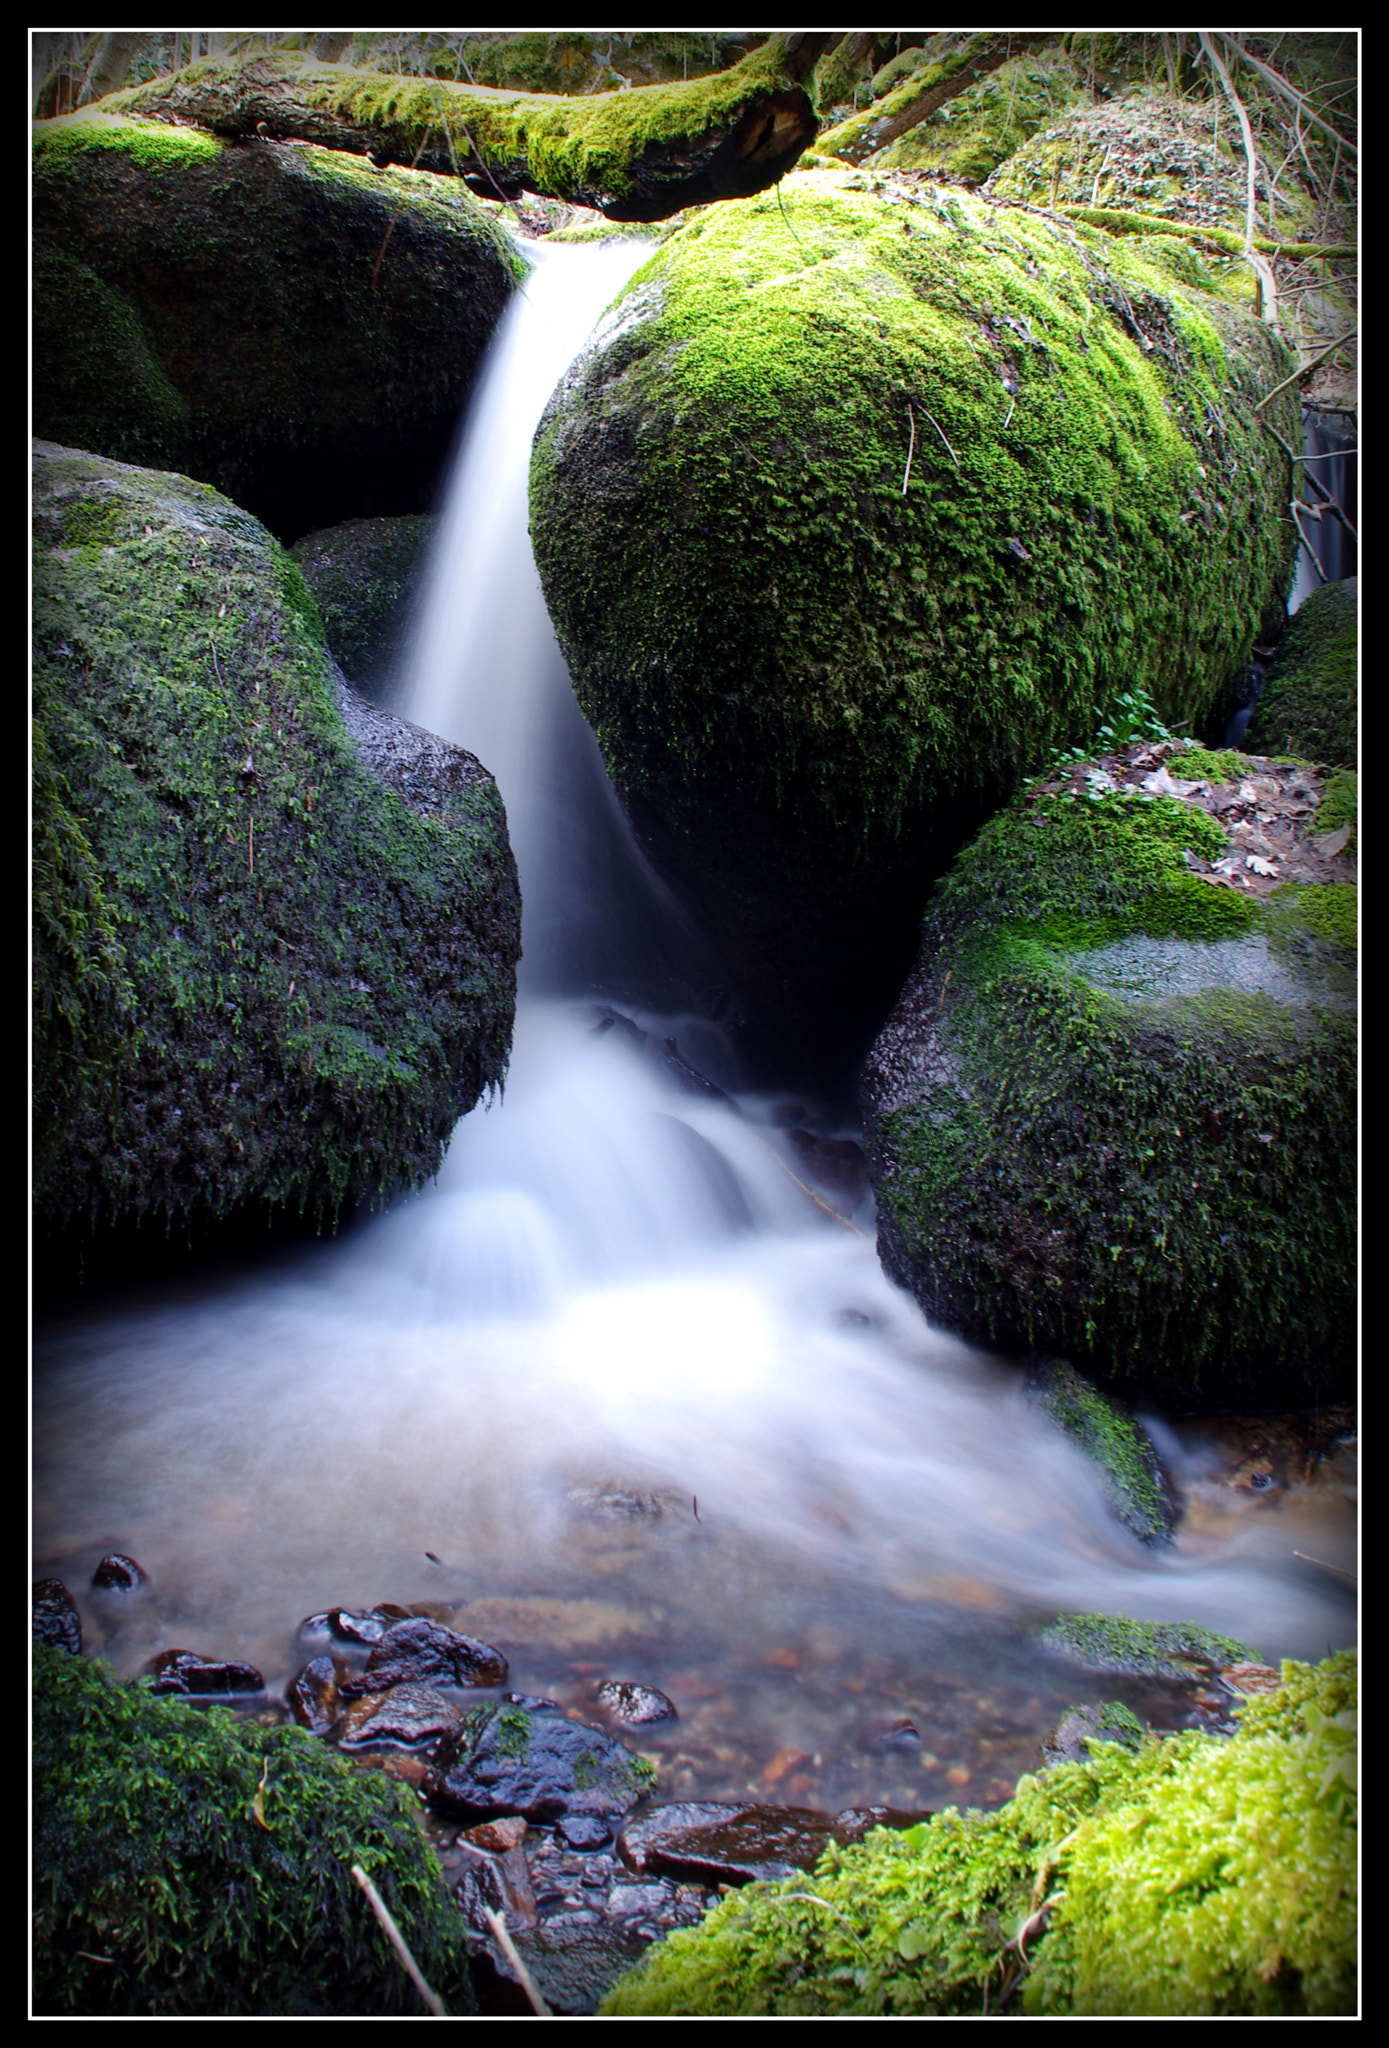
33, 445, 519, 1247
290, 514, 435, 690
32, 114, 516, 536
33, 1643, 474, 2017
1032, 1360, 1172, 1544
1246, 581, 1357, 767
865, 780, 1355, 1403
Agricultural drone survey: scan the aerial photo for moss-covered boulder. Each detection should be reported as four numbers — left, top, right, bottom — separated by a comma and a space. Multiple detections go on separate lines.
861, 740, 1355, 1406
289, 514, 435, 695
33, 112, 518, 539
602, 1650, 1356, 2016
530, 167, 1298, 1072
1029, 1360, 1174, 1545
1246, 578, 1357, 767
33, 443, 519, 1255
32, 1643, 474, 2016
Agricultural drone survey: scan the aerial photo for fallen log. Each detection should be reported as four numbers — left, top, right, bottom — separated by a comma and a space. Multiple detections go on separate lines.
818, 33, 1042, 166
98, 34, 833, 221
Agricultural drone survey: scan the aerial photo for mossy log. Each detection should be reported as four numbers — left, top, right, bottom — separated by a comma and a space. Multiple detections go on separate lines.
101, 34, 833, 220
818, 34, 1043, 164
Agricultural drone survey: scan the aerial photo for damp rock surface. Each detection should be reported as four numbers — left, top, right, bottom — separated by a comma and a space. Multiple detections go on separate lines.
424, 1699, 656, 1828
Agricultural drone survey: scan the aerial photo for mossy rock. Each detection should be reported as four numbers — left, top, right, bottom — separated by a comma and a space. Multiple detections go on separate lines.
1029, 1359, 1174, 1544
33, 443, 519, 1255
1039, 1612, 1257, 1677
530, 166, 1298, 1074
861, 753, 1355, 1405
32, 112, 518, 540
289, 514, 435, 695
603, 1650, 1356, 2016
1246, 579, 1357, 768
32, 1642, 475, 2016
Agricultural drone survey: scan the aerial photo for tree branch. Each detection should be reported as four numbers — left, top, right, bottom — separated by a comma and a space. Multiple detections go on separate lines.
96, 36, 834, 222
818, 34, 1043, 166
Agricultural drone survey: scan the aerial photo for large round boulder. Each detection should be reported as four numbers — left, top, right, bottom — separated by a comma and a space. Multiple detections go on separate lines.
530, 168, 1298, 1075
33, 443, 519, 1257
32, 112, 518, 539
289, 514, 436, 696
861, 738, 1355, 1407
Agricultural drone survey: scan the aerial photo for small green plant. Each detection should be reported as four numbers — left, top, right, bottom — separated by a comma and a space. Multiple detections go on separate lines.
1047, 687, 1180, 771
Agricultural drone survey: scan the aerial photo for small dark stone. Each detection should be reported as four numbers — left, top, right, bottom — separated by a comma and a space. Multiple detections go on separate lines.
33, 1578, 82, 1653
92, 1552, 148, 1591
339, 1682, 462, 1750
557, 1812, 614, 1850
424, 1700, 652, 1826
1040, 1701, 1147, 1769
619, 1803, 742, 1874
286, 1655, 349, 1735
506, 1692, 562, 1712
340, 1615, 508, 1694
784, 1129, 869, 1206
832, 1806, 934, 1842
144, 1649, 265, 1695
595, 1680, 677, 1726
627, 1803, 835, 1886
859, 1716, 921, 1755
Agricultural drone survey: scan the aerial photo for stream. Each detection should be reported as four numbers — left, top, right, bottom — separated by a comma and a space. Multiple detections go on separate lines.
33, 238, 1355, 1823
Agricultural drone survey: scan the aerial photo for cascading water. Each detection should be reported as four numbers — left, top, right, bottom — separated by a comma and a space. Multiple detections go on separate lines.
34, 240, 1354, 1815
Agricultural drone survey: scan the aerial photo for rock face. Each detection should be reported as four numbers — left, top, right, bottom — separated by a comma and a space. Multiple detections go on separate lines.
531, 167, 1299, 1075
1246, 579, 1357, 768
32, 114, 517, 539
861, 740, 1355, 1406
289, 515, 435, 695
33, 443, 520, 1253
424, 1699, 656, 1834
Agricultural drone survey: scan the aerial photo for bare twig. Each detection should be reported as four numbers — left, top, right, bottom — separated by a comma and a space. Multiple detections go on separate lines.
1293, 1550, 1356, 1579
1217, 34, 1357, 160
1289, 501, 1330, 585
1262, 423, 1358, 542
1199, 33, 1279, 330
351, 1864, 448, 2017
1253, 326, 1357, 412
919, 407, 960, 469
776, 1894, 872, 1956
901, 403, 916, 495
483, 1905, 552, 2015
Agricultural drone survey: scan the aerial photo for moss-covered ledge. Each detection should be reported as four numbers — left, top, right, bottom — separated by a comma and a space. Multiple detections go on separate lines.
97, 35, 834, 220
33, 443, 520, 1257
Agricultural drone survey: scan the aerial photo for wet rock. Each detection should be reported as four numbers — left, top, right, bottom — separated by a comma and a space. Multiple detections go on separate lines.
340, 1615, 508, 1694
858, 1716, 922, 1756
1040, 1701, 1147, 1769
296, 1605, 411, 1653
557, 1812, 615, 1851
424, 1699, 654, 1829
456, 1814, 538, 1929
33, 1578, 82, 1653
1040, 1612, 1258, 1678
596, 1680, 677, 1726
784, 1128, 869, 1207
1220, 1662, 1286, 1699
144, 1649, 265, 1695
338, 1682, 462, 1751
285, 1655, 348, 1736
1028, 1358, 1176, 1546
622, 1803, 835, 1887
91, 1552, 148, 1591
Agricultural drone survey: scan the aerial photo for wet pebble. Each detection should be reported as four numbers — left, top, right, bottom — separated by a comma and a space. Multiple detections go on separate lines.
286, 1654, 348, 1736
33, 1578, 82, 1653
339, 1681, 462, 1750
424, 1698, 649, 1829
596, 1679, 677, 1726
92, 1552, 148, 1591
340, 1615, 507, 1694
144, 1648, 264, 1695
621, 1803, 834, 1886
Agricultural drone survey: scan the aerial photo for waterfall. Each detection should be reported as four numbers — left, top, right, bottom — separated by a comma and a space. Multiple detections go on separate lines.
33, 243, 1353, 1809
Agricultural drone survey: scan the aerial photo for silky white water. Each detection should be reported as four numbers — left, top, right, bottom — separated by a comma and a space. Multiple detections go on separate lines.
34, 239, 1354, 1809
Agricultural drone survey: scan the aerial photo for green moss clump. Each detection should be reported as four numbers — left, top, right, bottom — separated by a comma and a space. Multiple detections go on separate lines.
863, 776, 1355, 1404
1246, 581, 1357, 768
32, 114, 516, 536
1039, 1612, 1257, 1675
872, 53, 1083, 183
32, 1644, 474, 2016
33, 444, 519, 1248
1032, 1361, 1172, 1544
603, 1653, 1355, 2016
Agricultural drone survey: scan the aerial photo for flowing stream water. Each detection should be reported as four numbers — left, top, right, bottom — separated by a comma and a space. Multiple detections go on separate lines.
33, 241, 1355, 1817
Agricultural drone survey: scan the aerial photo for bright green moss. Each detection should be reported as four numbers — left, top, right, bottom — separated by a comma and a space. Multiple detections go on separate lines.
1040, 1613, 1257, 1675
33, 106, 224, 168
1032, 1362, 1171, 1544
603, 1654, 1355, 2016
32, 1643, 475, 2016
531, 169, 1297, 986
872, 53, 1083, 182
